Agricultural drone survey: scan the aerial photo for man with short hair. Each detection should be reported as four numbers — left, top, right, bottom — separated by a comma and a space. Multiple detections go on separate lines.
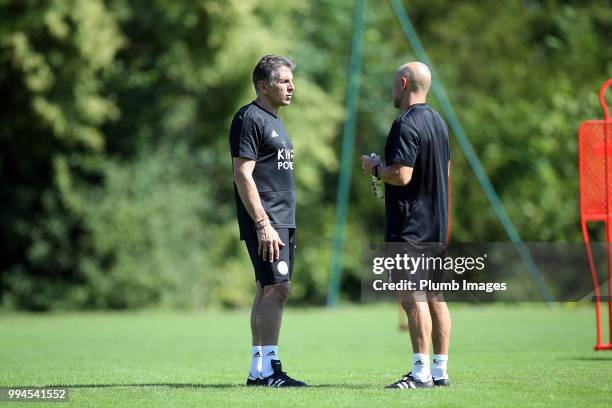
230, 55, 306, 387
361, 61, 452, 389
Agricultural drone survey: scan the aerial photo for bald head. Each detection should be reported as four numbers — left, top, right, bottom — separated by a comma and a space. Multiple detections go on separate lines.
397, 62, 431, 93
392, 61, 431, 109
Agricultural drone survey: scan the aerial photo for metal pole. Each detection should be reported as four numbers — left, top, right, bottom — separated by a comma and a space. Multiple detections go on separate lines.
327, 0, 367, 307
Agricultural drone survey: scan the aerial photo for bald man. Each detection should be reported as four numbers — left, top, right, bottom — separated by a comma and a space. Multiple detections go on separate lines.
361, 62, 451, 389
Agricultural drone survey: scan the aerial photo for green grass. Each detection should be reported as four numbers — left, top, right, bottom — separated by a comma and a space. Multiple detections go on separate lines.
1, 304, 611, 407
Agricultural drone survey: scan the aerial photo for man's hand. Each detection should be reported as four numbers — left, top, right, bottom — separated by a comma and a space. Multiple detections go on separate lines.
361, 154, 381, 175
257, 223, 285, 262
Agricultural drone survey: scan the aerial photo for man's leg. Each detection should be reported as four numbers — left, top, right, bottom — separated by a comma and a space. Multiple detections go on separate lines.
258, 281, 290, 377
427, 291, 451, 384
251, 283, 264, 346
247, 283, 264, 381
256, 280, 305, 387
400, 291, 432, 354
257, 282, 290, 344
427, 292, 451, 354
399, 291, 433, 384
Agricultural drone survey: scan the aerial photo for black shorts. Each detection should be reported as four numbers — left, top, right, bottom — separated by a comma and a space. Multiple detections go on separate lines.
245, 228, 296, 287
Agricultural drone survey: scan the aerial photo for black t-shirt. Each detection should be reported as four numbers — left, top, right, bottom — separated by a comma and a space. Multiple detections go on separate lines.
384, 103, 450, 243
229, 102, 296, 239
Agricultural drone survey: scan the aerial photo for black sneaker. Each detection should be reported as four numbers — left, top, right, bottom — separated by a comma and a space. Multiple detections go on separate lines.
385, 372, 434, 389
246, 376, 263, 386
433, 377, 450, 387
261, 360, 307, 387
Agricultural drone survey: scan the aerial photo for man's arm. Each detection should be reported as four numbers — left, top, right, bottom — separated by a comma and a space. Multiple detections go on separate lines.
366, 159, 449, 186
233, 158, 268, 222
233, 157, 284, 262
377, 163, 413, 186
361, 155, 413, 186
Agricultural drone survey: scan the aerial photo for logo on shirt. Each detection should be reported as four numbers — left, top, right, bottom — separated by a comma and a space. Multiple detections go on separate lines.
277, 148, 294, 170
271, 129, 279, 138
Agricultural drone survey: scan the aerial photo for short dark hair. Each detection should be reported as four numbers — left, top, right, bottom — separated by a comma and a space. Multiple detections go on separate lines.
252, 55, 295, 92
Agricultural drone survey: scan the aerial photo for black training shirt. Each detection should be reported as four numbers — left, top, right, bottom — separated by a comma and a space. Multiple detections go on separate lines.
384, 103, 450, 243
230, 102, 296, 239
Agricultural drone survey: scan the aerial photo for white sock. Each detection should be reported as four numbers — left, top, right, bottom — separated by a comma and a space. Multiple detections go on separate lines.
261, 345, 279, 378
432, 354, 448, 380
248, 346, 262, 379
412, 353, 431, 382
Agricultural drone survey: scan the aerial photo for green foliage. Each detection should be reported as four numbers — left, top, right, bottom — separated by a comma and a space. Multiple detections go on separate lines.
1, 0, 610, 309
0, 0, 125, 310
77, 145, 212, 309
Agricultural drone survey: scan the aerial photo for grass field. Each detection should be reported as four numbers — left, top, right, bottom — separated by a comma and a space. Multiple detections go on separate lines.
1, 304, 611, 407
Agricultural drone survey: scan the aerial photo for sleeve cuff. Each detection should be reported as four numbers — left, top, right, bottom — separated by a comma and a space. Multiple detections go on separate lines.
389, 157, 415, 167
233, 153, 257, 161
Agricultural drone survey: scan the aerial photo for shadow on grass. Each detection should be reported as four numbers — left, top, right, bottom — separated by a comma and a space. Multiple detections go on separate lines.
567, 356, 612, 361
42, 383, 238, 389
308, 384, 374, 390
17, 383, 374, 390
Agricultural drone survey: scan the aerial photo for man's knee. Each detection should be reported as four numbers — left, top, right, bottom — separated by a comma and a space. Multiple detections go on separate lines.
400, 299, 425, 314
426, 290, 445, 303
400, 295, 416, 312
399, 291, 427, 311
264, 281, 291, 303
275, 281, 291, 302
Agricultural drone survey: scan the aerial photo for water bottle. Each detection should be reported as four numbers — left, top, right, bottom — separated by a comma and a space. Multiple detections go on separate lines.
370, 153, 384, 199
